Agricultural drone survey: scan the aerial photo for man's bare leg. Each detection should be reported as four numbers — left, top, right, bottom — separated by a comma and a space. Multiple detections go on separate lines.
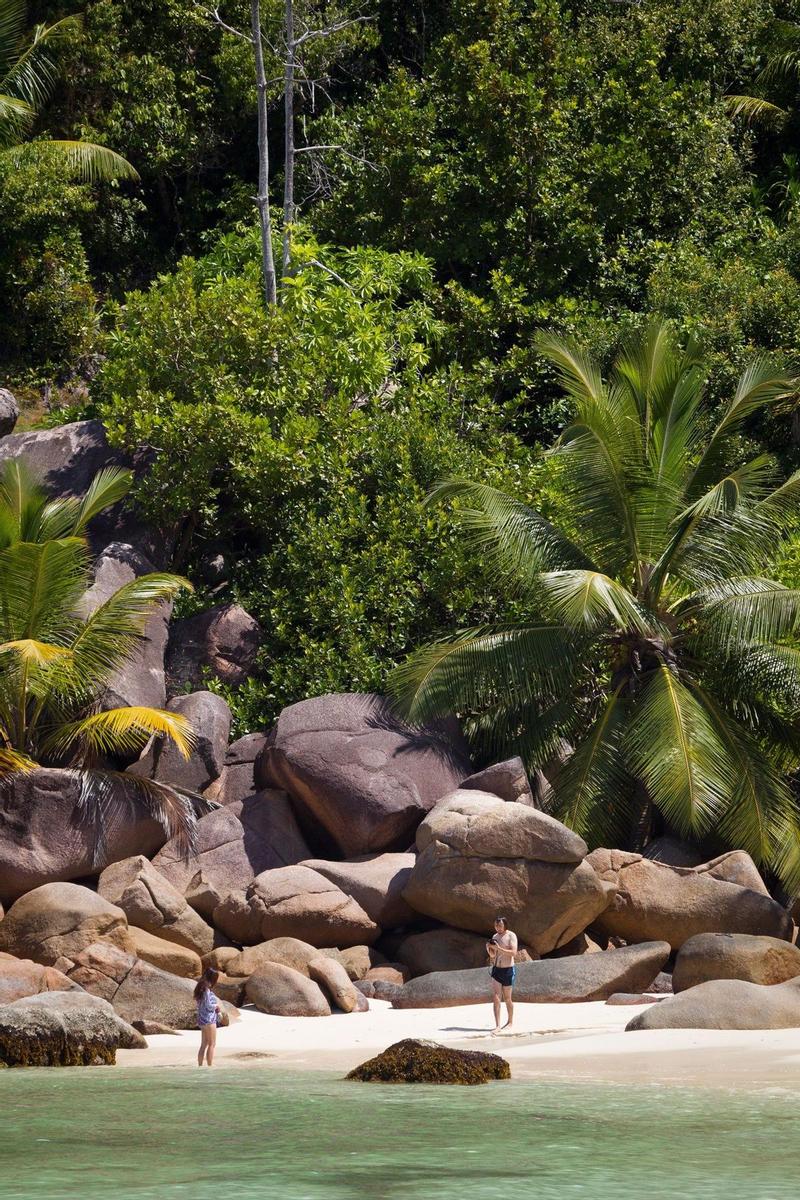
491, 980, 502, 1032
502, 986, 514, 1029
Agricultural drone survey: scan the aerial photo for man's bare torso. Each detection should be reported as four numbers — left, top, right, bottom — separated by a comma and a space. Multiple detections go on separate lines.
492, 930, 517, 967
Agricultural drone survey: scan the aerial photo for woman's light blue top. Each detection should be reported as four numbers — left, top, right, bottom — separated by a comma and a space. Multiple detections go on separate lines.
196, 989, 220, 1027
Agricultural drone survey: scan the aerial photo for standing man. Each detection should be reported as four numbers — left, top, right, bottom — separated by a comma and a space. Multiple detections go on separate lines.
487, 915, 517, 1033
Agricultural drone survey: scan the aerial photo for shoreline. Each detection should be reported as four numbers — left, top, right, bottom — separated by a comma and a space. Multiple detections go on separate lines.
115, 1000, 800, 1090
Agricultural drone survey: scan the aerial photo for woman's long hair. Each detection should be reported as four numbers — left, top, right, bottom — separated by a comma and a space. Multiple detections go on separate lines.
194, 967, 219, 1001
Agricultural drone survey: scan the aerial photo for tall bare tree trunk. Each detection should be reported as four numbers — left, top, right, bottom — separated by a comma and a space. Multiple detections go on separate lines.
251, 0, 277, 305
282, 0, 295, 279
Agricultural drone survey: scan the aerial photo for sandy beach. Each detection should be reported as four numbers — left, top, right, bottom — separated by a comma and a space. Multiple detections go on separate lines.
116, 1000, 800, 1089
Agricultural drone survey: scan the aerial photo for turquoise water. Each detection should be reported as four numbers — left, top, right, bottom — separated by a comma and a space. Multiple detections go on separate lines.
2, 1067, 798, 1199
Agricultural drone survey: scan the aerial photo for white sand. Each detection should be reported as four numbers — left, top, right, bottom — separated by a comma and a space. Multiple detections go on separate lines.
116, 1000, 800, 1088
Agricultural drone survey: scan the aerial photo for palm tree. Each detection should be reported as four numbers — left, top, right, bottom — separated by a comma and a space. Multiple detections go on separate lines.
0, 0, 137, 181
0, 461, 201, 854
726, 20, 800, 126
392, 322, 800, 886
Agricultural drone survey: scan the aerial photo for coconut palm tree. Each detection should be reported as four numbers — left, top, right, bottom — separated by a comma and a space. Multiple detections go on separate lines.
0, 0, 137, 181
392, 322, 800, 885
0, 461, 200, 853
726, 20, 800, 126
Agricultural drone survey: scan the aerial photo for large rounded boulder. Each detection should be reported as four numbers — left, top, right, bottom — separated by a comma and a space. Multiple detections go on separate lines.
0, 883, 134, 966
627, 975, 800, 1031
214, 865, 379, 947
128, 691, 231, 794
152, 791, 310, 904
0, 769, 169, 904
402, 791, 614, 955
0, 955, 82, 1004
98, 855, 214, 956
300, 853, 416, 929
245, 962, 331, 1016
392, 942, 669, 1008
258, 693, 472, 856
672, 932, 800, 992
588, 849, 791, 950
65, 941, 238, 1029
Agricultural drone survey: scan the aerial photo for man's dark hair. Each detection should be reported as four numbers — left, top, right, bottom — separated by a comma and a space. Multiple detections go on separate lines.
494, 916, 507, 928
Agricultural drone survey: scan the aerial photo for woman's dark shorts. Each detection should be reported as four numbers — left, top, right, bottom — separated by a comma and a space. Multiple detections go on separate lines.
491, 966, 516, 988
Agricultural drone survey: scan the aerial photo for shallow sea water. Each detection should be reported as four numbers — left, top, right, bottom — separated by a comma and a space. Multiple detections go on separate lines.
2, 1066, 798, 1200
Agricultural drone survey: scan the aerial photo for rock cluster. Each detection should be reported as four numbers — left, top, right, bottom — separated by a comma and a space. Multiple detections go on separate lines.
1, 416, 799, 1053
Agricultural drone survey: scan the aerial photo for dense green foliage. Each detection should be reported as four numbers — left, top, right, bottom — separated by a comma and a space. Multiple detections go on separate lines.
97, 233, 528, 727
393, 325, 800, 881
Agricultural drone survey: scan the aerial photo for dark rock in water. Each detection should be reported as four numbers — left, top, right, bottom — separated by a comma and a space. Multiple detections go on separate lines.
605, 993, 666, 1005
0, 991, 145, 1066
587, 848, 789, 950
672, 933, 800, 992
403, 791, 613, 956
392, 943, 670, 1008
259, 693, 472, 856
0, 388, 19, 436
627, 976, 800, 1031
129, 690, 231, 795
0, 770, 168, 904
347, 1039, 510, 1084
166, 603, 261, 694
152, 792, 310, 900
460, 758, 534, 806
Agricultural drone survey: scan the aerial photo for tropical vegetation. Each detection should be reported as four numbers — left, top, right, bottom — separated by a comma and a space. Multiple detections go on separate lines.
0, 462, 200, 850
5, 0, 800, 869
392, 324, 800, 884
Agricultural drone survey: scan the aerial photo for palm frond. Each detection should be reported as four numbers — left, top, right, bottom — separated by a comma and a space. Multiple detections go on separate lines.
74, 768, 200, 865
390, 623, 575, 724
66, 572, 189, 696
535, 330, 604, 407
427, 477, 594, 593
35, 139, 139, 182
0, 638, 72, 666
0, 15, 81, 109
685, 577, 800, 648
549, 685, 632, 843
0, 539, 88, 645
625, 665, 731, 836
725, 93, 787, 125
0, 0, 26, 73
539, 569, 656, 634
45, 705, 195, 761
0, 747, 35, 777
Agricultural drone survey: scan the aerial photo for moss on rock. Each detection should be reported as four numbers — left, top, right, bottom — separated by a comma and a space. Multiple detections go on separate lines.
346, 1039, 510, 1085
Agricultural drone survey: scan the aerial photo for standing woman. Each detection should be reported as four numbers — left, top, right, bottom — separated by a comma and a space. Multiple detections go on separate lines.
195, 968, 222, 1066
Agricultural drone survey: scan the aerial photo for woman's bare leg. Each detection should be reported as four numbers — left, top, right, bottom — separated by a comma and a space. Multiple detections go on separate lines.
205, 1023, 217, 1066
198, 1027, 208, 1067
